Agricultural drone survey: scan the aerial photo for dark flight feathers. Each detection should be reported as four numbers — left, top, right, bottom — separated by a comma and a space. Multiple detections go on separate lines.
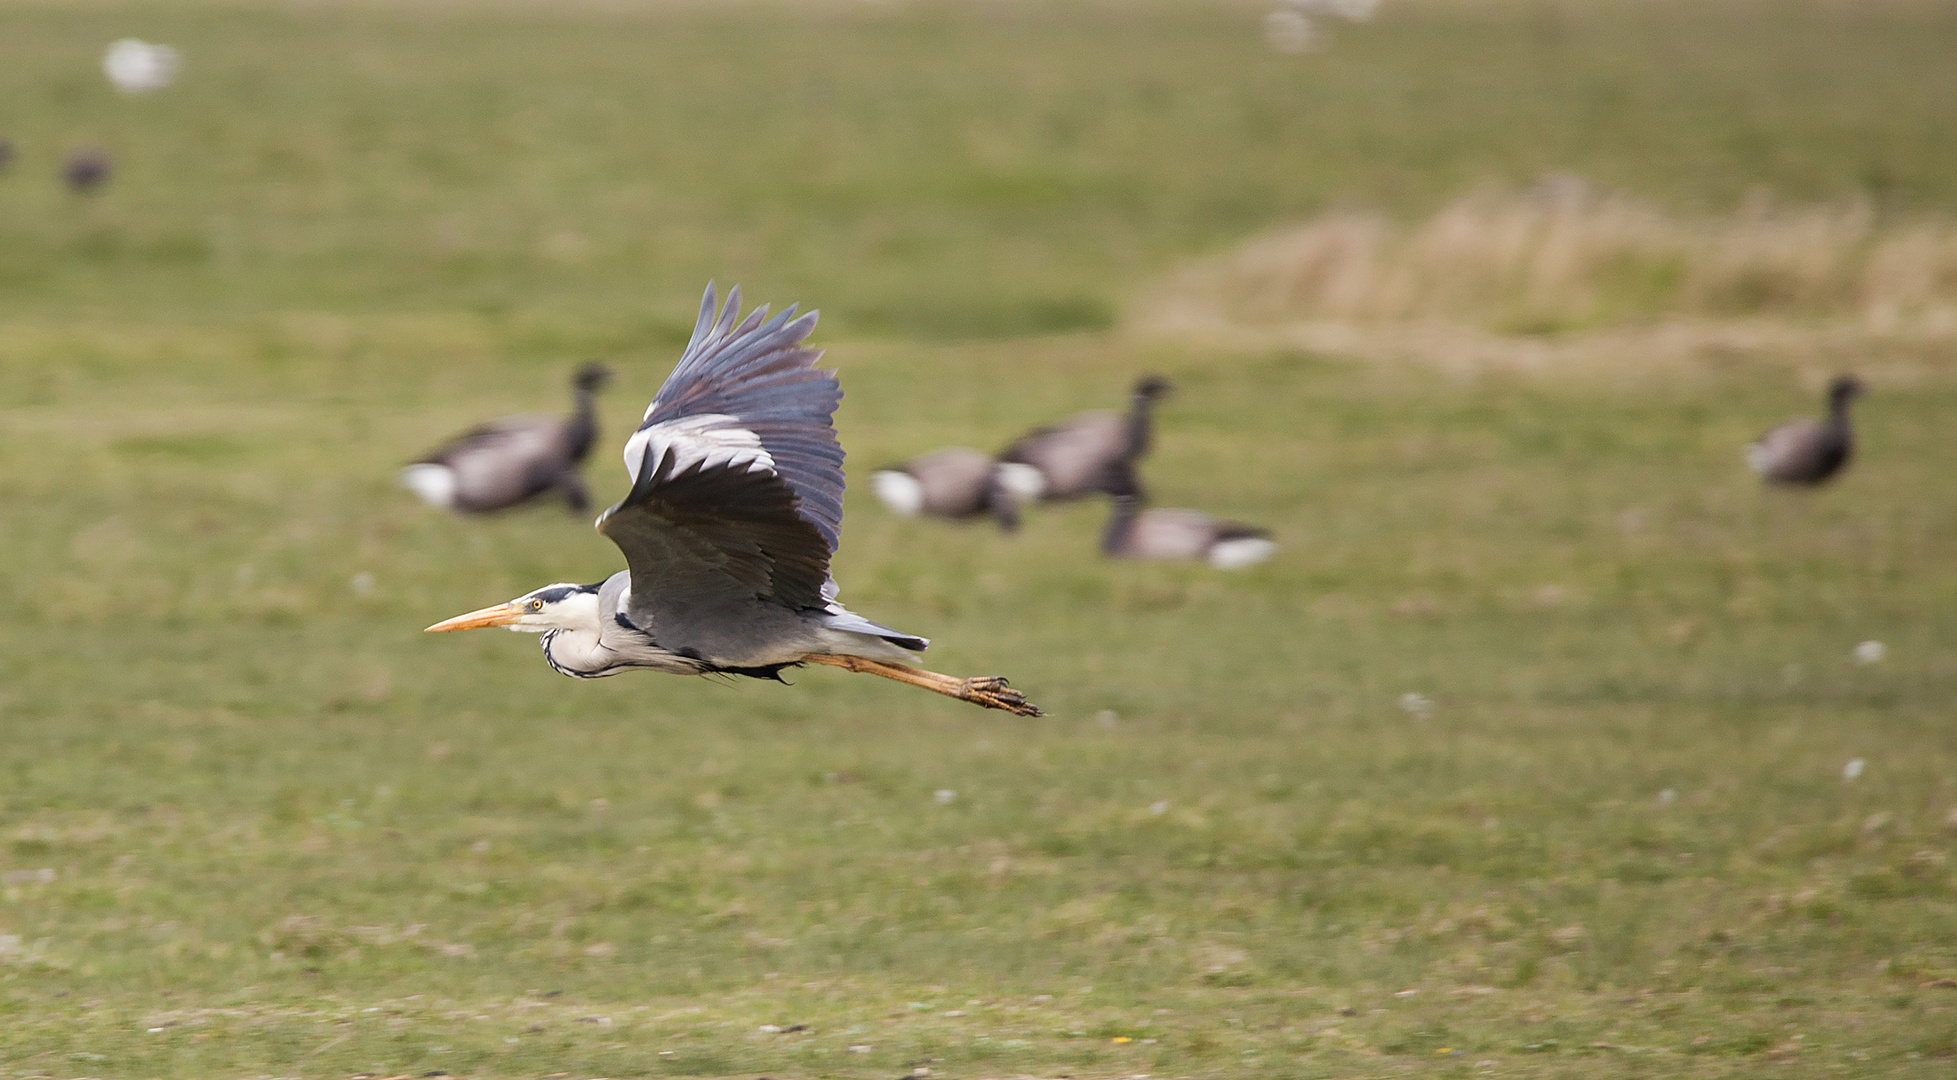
598, 285, 846, 639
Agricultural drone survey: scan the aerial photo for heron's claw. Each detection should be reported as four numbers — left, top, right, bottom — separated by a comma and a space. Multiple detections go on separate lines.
959, 676, 1043, 717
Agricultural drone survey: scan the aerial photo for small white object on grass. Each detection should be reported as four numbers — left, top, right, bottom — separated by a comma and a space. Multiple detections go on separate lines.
1096, 709, 1119, 728
1287, 0, 1381, 22
934, 789, 956, 805
1843, 758, 1866, 781
350, 571, 375, 597
104, 39, 179, 94
1657, 789, 1677, 806
1328, 0, 1381, 20
1264, 9, 1315, 53
1854, 640, 1886, 665
1399, 692, 1434, 719
1149, 800, 1169, 816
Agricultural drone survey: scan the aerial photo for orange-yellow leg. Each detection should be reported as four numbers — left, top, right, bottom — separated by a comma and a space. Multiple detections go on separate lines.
803, 654, 1042, 717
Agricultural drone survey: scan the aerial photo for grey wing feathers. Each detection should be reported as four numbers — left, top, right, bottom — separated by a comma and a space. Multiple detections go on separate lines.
598, 285, 847, 640
601, 441, 832, 611
639, 284, 846, 551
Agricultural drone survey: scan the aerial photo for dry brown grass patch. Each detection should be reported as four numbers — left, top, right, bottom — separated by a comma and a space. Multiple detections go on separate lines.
1131, 179, 1957, 374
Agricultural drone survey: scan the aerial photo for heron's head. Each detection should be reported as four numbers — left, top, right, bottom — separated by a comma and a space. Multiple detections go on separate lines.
424, 583, 601, 635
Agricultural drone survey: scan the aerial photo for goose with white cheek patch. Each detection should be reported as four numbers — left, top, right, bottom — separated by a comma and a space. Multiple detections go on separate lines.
871, 447, 1025, 530
995, 375, 1172, 505
1101, 493, 1277, 570
1746, 375, 1863, 485
424, 284, 1041, 717
401, 362, 611, 514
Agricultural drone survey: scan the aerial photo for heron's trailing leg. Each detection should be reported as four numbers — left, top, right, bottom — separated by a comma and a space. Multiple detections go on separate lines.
804, 655, 1042, 717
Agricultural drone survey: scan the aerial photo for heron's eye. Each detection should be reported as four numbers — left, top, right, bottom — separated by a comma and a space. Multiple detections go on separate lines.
528, 599, 544, 612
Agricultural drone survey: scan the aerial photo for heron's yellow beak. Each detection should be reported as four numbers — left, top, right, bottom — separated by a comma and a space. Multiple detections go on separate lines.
424, 603, 523, 633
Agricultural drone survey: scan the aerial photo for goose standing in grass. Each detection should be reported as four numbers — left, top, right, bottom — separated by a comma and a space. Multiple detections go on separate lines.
997, 375, 1172, 504
871, 447, 1024, 530
401, 362, 612, 514
1746, 375, 1863, 485
62, 146, 110, 193
1101, 493, 1277, 569
424, 284, 1040, 716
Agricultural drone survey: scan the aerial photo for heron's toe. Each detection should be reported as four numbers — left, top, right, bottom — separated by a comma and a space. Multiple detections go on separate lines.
959, 677, 1043, 718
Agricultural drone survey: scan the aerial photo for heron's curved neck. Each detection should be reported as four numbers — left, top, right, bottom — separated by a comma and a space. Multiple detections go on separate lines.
541, 625, 610, 677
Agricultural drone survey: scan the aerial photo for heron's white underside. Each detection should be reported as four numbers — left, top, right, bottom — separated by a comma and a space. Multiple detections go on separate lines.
870, 470, 925, 516
622, 413, 776, 485
399, 463, 458, 508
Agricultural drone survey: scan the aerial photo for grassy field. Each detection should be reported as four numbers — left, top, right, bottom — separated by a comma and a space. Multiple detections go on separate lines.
3, 2, 1957, 1078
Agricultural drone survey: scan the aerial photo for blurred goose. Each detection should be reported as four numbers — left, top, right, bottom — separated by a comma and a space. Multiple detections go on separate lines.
871, 447, 1022, 530
62, 146, 110, 193
402, 362, 611, 514
1101, 493, 1276, 569
1746, 375, 1862, 485
997, 375, 1172, 504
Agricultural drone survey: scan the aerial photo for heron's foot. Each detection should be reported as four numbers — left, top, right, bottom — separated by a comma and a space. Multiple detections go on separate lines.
957, 676, 1042, 717
802, 654, 1045, 717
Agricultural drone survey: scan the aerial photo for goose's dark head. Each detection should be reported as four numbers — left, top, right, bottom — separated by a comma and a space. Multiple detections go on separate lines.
1132, 375, 1174, 402
574, 363, 613, 394
1828, 374, 1863, 407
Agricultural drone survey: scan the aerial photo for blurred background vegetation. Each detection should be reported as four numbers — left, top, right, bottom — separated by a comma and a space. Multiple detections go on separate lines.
2, 2, 1955, 1077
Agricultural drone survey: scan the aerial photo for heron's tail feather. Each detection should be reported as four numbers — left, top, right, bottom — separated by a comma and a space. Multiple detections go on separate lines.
816, 607, 929, 653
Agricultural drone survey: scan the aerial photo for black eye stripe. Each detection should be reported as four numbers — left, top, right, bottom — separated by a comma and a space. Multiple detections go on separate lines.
531, 584, 595, 605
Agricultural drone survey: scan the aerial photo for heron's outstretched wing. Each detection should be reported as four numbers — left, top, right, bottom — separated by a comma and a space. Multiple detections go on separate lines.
598, 285, 842, 641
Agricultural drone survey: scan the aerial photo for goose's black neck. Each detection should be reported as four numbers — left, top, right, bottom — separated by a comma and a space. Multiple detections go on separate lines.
1100, 494, 1141, 555
1123, 376, 1169, 458
564, 365, 608, 463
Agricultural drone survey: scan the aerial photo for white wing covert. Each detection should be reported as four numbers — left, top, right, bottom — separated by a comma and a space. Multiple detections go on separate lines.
598, 285, 846, 640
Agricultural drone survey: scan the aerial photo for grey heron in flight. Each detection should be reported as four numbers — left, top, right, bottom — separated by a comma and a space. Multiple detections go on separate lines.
996, 375, 1172, 507
401, 362, 612, 514
425, 285, 1041, 717
1746, 375, 1863, 485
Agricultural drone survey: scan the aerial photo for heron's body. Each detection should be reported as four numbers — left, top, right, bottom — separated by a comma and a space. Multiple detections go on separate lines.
1101, 495, 1276, 570
402, 363, 610, 514
525, 573, 921, 681
998, 376, 1170, 502
871, 447, 1021, 529
1746, 375, 1862, 485
426, 286, 1038, 716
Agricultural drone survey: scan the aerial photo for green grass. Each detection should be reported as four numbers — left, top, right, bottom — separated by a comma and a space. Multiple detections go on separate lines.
3, 2, 1957, 1078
